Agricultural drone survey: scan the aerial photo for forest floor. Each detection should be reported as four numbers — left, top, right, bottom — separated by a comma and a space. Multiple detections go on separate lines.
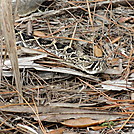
0, 0, 134, 134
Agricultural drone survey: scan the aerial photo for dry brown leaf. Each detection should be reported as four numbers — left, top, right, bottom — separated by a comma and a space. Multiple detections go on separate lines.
94, 45, 103, 57
90, 126, 107, 131
61, 117, 105, 128
48, 128, 65, 134
34, 30, 46, 37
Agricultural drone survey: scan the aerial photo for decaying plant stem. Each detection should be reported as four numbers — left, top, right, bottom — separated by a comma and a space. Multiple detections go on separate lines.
0, 0, 23, 103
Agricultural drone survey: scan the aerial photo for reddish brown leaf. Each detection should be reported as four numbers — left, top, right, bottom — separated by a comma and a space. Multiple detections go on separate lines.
48, 128, 65, 134
34, 31, 46, 37
90, 126, 107, 131
61, 117, 105, 128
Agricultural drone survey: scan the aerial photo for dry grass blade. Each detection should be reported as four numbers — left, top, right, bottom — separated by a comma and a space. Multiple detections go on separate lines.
0, 0, 23, 103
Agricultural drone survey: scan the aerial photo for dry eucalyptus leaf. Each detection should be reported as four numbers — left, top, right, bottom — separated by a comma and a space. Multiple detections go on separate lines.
61, 117, 105, 128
